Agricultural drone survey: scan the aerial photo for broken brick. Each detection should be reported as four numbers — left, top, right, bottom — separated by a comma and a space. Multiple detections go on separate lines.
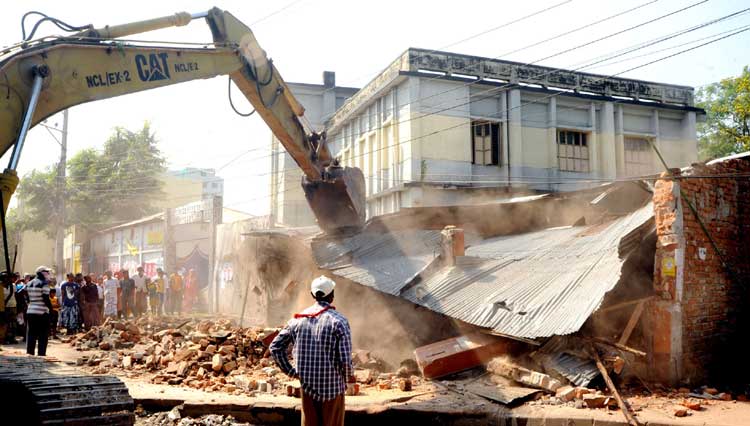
556, 385, 576, 402
212, 354, 223, 372
583, 394, 607, 408
398, 378, 412, 392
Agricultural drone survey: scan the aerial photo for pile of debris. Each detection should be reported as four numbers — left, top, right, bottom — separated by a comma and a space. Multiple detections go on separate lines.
137, 405, 249, 426
348, 349, 422, 395
68, 317, 284, 394
68, 317, 424, 397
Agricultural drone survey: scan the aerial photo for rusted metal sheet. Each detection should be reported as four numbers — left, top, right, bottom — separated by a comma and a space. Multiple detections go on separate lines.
414, 334, 512, 379
465, 381, 541, 405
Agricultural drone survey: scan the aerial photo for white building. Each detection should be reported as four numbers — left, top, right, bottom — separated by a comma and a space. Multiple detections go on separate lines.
270, 49, 703, 224
324, 48, 703, 218
165, 167, 224, 200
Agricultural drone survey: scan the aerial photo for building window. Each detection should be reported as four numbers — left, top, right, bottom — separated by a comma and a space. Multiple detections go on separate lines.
624, 137, 652, 176
472, 121, 500, 166
557, 130, 589, 172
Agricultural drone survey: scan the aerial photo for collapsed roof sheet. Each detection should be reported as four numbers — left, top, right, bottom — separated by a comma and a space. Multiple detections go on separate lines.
314, 204, 653, 340
312, 230, 442, 295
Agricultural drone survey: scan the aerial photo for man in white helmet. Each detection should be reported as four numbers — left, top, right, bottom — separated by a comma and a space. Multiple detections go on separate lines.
270, 275, 353, 426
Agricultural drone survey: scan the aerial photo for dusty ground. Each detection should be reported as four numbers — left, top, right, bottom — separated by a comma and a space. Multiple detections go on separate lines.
3, 338, 750, 426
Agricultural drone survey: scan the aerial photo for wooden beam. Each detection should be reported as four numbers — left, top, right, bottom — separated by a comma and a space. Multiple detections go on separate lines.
587, 337, 646, 357
595, 296, 654, 314
618, 299, 646, 346
591, 346, 641, 426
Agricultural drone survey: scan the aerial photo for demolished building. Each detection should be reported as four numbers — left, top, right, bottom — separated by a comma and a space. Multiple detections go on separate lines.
226, 152, 749, 386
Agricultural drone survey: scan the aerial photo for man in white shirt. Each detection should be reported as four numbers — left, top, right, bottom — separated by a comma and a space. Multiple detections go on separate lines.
102, 271, 119, 319
132, 266, 149, 317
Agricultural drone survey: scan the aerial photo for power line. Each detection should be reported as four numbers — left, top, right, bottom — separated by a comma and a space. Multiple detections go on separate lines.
250, 0, 306, 26
328, 4, 746, 149
437, 0, 573, 51
210, 6, 738, 174
346, 0, 718, 138
496, 0, 660, 58
318, 0, 576, 96
334, 23, 750, 168
325, 0, 688, 134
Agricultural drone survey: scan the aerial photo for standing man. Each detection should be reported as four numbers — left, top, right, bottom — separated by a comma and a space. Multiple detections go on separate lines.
26, 266, 53, 356
94, 274, 105, 319
119, 270, 135, 319
102, 271, 119, 319
3, 272, 18, 343
15, 275, 28, 342
270, 276, 353, 426
80, 275, 100, 329
133, 266, 148, 317
153, 268, 167, 316
60, 273, 81, 335
49, 288, 60, 339
168, 272, 183, 315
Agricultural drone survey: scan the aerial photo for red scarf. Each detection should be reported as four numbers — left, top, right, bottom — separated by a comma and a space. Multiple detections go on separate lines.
294, 304, 336, 318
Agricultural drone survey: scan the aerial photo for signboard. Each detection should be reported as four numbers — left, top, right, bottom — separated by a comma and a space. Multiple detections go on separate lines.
171, 198, 219, 225
661, 257, 676, 277
146, 231, 164, 245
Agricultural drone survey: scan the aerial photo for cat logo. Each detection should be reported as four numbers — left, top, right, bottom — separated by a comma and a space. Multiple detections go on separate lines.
135, 53, 171, 82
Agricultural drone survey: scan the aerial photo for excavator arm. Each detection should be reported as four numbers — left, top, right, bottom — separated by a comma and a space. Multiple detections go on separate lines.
0, 7, 365, 234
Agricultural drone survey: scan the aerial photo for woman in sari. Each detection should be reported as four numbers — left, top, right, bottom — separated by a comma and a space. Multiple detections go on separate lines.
182, 269, 198, 313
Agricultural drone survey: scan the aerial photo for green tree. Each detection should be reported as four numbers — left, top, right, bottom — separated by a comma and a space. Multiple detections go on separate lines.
15, 166, 61, 238
15, 122, 166, 234
92, 122, 166, 222
696, 66, 750, 160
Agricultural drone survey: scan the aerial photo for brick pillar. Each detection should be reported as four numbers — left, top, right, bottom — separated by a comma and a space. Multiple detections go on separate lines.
441, 226, 465, 266
650, 172, 685, 384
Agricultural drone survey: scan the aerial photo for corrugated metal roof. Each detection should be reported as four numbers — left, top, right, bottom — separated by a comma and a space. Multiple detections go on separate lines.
315, 204, 653, 340
538, 353, 599, 387
312, 230, 442, 295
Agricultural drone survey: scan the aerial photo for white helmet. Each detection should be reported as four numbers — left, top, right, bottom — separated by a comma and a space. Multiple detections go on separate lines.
310, 275, 336, 297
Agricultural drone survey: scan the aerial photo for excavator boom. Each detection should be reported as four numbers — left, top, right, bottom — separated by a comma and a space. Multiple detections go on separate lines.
0, 8, 365, 234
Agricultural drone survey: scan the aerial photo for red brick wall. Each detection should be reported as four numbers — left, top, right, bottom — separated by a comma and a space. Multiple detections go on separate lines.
652, 156, 750, 383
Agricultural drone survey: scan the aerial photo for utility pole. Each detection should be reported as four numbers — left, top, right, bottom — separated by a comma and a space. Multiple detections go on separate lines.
54, 110, 68, 282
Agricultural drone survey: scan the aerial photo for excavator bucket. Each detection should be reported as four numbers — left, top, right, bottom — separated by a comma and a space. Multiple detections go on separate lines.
302, 166, 366, 235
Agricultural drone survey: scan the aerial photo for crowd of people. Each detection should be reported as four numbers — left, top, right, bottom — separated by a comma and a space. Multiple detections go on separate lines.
1, 265, 201, 357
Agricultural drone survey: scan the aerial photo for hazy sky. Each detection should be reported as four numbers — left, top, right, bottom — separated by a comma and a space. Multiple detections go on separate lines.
1, 0, 748, 216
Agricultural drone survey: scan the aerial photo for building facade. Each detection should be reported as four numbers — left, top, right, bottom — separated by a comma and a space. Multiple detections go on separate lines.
323, 48, 703, 219
159, 168, 224, 210
269, 72, 359, 227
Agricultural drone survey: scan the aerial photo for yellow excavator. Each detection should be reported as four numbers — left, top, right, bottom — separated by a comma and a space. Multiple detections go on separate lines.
0, 7, 365, 235
0, 8, 365, 424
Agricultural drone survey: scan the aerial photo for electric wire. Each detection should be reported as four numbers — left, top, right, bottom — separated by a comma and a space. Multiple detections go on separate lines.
321, 0, 663, 114
333, 24, 750, 168
319, 0, 577, 96
327, 5, 747, 148
14, 4, 744, 199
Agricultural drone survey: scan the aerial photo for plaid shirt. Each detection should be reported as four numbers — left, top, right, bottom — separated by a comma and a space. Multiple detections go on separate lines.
270, 301, 353, 401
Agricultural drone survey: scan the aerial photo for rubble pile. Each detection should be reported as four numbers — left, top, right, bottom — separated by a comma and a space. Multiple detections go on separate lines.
348, 349, 422, 396
68, 317, 285, 394
68, 317, 423, 397
136, 406, 250, 426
